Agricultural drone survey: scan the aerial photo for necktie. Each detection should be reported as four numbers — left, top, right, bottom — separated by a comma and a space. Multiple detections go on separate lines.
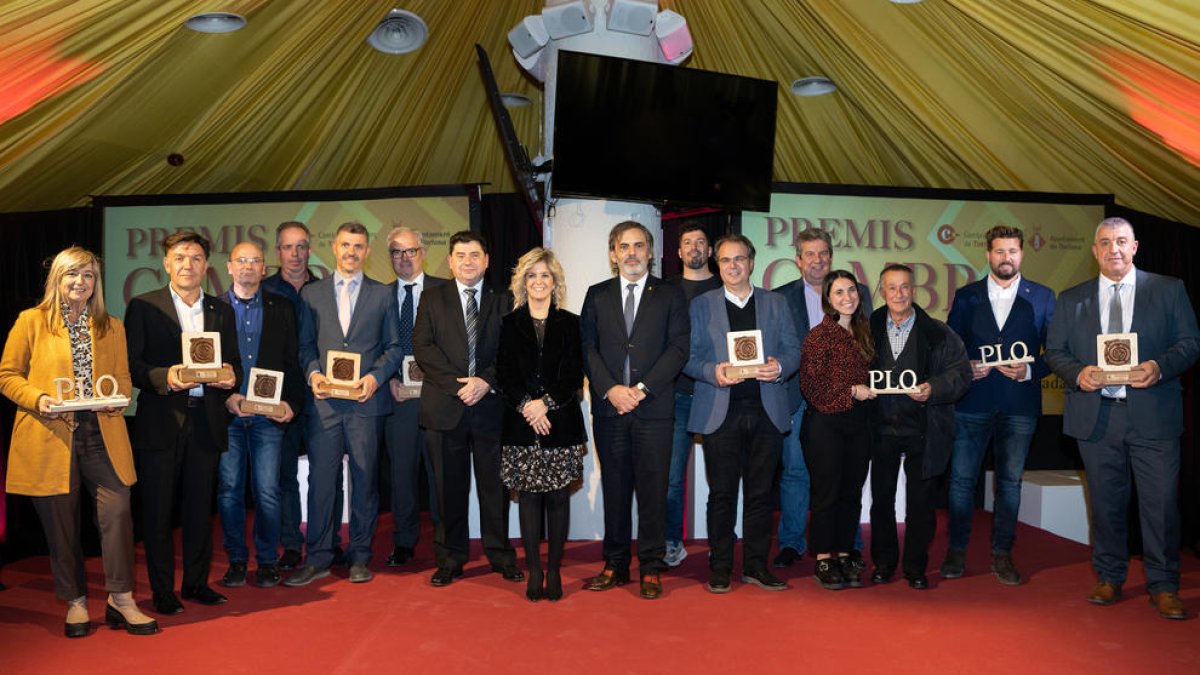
338, 279, 352, 336
464, 288, 478, 377
1107, 283, 1123, 334
1104, 282, 1124, 398
623, 283, 636, 385
399, 283, 415, 355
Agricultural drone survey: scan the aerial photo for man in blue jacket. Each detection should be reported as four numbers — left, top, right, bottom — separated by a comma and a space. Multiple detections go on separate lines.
941, 225, 1055, 586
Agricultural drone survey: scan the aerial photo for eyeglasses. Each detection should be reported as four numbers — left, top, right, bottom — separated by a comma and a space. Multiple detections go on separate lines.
389, 248, 422, 259
232, 257, 264, 265
717, 255, 749, 265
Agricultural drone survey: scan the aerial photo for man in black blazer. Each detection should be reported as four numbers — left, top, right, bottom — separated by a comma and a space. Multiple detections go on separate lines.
581, 221, 690, 599
215, 242, 305, 590
382, 226, 447, 567
126, 232, 242, 615
413, 230, 521, 587
285, 222, 403, 587
1045, 217, 1200, 620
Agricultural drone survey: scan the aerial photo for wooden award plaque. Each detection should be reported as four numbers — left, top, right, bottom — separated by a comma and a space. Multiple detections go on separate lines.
726, 329, 765, 379
319, 351, 364, 400
1095, 332, 1138, 385
240, 367, 287, 417
180, 331, 233, 383
47, 374, 130, 413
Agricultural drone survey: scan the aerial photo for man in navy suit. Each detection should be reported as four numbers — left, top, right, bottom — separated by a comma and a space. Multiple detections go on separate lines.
284, 222, 403, 586
685, 234, 801, 594
382, 226, 446, 567
412, 230, 521, 587
1045, 217, 1199, 620
771, 228, 871, 568
941, 225, 1055, 586
581, 221, 690, 599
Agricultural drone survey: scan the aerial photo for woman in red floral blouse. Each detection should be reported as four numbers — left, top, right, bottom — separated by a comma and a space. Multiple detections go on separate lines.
799, 269, 877, 590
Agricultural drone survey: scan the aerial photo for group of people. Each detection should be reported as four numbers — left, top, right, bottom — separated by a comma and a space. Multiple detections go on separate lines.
1, 215, 1196, 639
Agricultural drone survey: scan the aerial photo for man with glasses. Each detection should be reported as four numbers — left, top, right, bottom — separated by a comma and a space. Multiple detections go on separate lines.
262, 222, 345, 570
217, 242, 305, 589
382, 226, 448, 567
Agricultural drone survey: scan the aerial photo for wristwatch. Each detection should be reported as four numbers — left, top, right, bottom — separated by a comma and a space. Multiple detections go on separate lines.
635, 382, 650, 396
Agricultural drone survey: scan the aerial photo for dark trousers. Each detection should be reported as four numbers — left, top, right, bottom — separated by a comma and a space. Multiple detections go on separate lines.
1079, 399, 1181, 594
592, 414, 672, 576
31, 412, 134, 600
304, 412, 382, 569
870, 434, 939, 578
802, 405, 871, 556
279, 412, 344, 553
426, 404, 515, 571
701, 400, 783, 574
137, 405, 220, 594
384, 397, 438, 548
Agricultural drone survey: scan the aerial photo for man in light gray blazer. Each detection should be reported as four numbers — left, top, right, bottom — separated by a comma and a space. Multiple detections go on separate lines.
1045, 217, 1199, 620
685, 234, 801, 594
285, 222, 403, 586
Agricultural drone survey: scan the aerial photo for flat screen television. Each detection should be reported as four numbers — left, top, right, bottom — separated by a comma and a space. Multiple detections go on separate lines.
551, 50, 777, 212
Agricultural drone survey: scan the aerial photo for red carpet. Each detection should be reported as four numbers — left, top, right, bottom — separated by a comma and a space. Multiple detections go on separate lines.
1, 511, 1197, 674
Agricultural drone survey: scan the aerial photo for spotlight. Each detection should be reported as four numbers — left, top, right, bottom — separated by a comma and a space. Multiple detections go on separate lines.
508, 15, 549, 59
654, 10, 692, 64
367, 9, 428, 54
542, 0, 595, 40
606, 0, 656, 36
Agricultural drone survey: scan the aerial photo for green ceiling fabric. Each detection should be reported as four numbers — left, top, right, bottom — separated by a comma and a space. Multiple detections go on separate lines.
0, 1, 1197, 224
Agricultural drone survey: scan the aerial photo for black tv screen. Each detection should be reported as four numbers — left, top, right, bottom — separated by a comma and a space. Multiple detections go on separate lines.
551, 50, 777, 212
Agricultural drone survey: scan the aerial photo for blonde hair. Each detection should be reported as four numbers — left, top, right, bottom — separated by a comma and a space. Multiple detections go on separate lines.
37, 246, 111, 337
510, 247, 567, 310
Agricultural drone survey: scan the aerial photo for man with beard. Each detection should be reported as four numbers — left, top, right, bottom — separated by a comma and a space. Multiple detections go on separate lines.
285, 222, 402, 586
661, 222, 720, 566
941, 226, 1056, 586
581, 221, 689, 599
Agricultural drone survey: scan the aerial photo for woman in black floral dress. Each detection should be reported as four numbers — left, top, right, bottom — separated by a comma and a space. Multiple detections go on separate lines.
497, 248, 587, 602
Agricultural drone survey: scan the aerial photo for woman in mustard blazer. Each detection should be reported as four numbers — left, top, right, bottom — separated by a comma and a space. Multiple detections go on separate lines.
0, 247, 157, 637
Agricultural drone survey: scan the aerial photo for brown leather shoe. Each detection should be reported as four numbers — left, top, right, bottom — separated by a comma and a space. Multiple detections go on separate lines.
1087, 581, 1122, 605
1148, 592, 1186, 620
584, 568, 629, 591
639, 574, 663, 600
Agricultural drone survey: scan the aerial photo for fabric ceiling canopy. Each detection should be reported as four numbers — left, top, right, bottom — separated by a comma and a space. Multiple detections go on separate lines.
0, 0, 1197, 225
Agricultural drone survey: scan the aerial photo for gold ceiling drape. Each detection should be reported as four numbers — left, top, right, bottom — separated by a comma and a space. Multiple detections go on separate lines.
0, 0, 1197, 224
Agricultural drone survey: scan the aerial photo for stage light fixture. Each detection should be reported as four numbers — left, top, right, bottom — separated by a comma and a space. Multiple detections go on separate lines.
542, 0, 595, 40
606, 0, 657, 36
367, 9, 428, 54
508, 15, 550, 59
184, 12, 246, 34
514, 47, 547, 83
654, 10, 692, 65
790, 77, 837, 96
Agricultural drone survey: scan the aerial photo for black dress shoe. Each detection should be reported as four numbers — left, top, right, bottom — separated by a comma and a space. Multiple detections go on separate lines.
839, 555, 864, 589
706, 570, 732, 594
585, 568, 630, 591
906, 574, 930, 590
182, 585, 228, 605
430, 568, 464, 587
492, 564, 525, 582
640, 574, 663, 600
742, 568, 789, 591
64, 620, 91, 638
386, 546, 414, 567
105, 602, 159, 635
278, 549, 302, 570
283, 565, 331, 587
255, 564, 281, 588
772, 547, 801, 568
871, 565, 895, 585
348, 564, 374, 584
152, 592, 184, 615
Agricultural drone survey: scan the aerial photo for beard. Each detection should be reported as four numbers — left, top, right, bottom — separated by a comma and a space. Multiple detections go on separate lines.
684, 254, 709, 270
992, 264, 1017, 280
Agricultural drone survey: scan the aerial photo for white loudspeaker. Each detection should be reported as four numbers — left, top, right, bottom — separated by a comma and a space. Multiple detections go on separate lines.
514, 47, 546, 83
606, 0, 656, 36
655, 9, 692, 64
542, 0, 595, 39
508, 15, 549, 58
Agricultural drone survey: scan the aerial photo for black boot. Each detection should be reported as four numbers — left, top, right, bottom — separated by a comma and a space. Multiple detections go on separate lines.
544, 488, 570, 602
518, 492, 544, 602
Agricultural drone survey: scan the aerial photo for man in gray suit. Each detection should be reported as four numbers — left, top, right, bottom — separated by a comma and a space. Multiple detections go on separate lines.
684, 234, 801, 594
1045, 216, 1199, 620
285, 222, 403, 586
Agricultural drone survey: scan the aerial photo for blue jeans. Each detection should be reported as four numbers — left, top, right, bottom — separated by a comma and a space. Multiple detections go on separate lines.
777, 403, 809, 555
665, 392, 695, 543
948, 411, 1037, 554
219, 416, 285, 565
